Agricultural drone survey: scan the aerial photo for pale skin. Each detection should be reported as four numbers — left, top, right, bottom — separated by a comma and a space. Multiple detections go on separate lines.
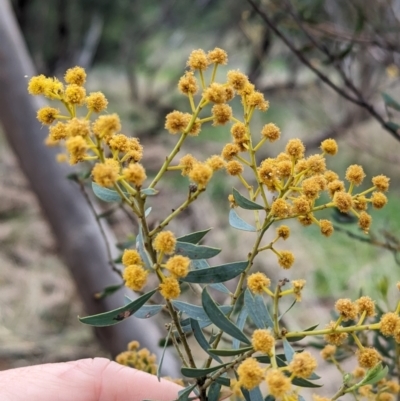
0, 358, 183, 401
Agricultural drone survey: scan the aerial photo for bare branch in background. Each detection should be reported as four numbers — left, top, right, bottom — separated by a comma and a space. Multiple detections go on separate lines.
245, 0, 400, 142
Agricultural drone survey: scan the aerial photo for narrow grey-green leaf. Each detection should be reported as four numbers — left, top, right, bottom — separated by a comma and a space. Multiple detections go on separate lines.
209, 283, 231, 294
298, 395, 306, 401
291, 377, 322, 388
182, 261, 248, 284
282, 338, 295, 362
175, 241, 221, 260
279, 299, 297, 321
382, 93, 400, 111
242, 386, 263, 401
172, 300, 232, 322
157, 324, 172, 380
208, 382, 221, 401
177, 228, 212, 244
133, 304, 163, 319
233, 307, 248, 349
233, 188, 264, 210
190, 319, 223, 363
361, 364, 389, 386
229, 209, 257, 232
140, 188, 158, 196
177, 383, 197, 401
172, 301, 209, 321
264, 396, 275, 401
136, 225, 152, 268
244, 289, 273, 329
180, 317, 211, 333
208, 346, 253, 356
94, 283, 124, 300
92, 182, 127, 202
215, 377, 230, 387
181, 362, 231, 378
202, 288, 250, 345
387, 121, 400, 132
145, 207, 152, 217
79, 289, 156, 326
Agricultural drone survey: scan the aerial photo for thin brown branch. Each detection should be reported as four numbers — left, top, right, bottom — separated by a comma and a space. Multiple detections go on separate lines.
245, 0, 400, 141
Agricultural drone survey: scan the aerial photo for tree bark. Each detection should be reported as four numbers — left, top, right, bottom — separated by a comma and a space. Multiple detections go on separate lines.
0, 0, 179, 376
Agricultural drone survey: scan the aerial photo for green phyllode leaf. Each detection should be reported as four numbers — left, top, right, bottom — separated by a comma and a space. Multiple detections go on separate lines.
181, 260, 248, 284
232, 188, 264, 210
177, 383, 197, 401
94, 283, 124, 300
190, 319, 223, 363
136, 225, 152, 268
229, 209, 257, 232
140, 187, 158, 196
172, 300, 232, 322
191, 259, 231, 294
202, 288, 250, 345
207, 382, 222, 401
233, 307, 248, 350
157, 324, 172, 380
177, 228, 212, 244
382, 93, 400, 111
286, 324, 319, 342
244, 289, 274, 329
208, 346, 253, 357
181, 362, 231, 378
241, 386, 264, 401
79, 289, 157, 326
282, 338, 295, 362
92, 182, 126, 202
133, 304, 164, 319
175, 241, 221, 259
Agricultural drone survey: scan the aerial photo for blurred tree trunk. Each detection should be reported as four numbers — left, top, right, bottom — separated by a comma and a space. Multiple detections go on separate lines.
0, 0, 179, 375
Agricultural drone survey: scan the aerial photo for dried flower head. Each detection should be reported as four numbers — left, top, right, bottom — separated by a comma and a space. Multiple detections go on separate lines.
293, 196, 311, 215
65, 118, 90, 137
65, 136, 87, 164
153, 231, 176, 255
335, 298, 358, 321
37, 106, 59, 125
346, 165, 366, 186
372, 175, 390, 192
286, 139, 305, 159
352, 367, 365, 379
123, 264, 148, 291
92, 159, 120, 187
288, 351, 317, 379
306, 155, 326, 175
380, 312, 400, 336
261, 123, 281, 142
356, 347, 381, 368
165, 255, 190, 278
358, 211, 372, 233
324, 321, 348, 345
271, 198, 291, 218
277, 225, 290, 240
324, 170, 339, 183
371, 192, 388, 209
180, 154, 197, 176
226, 160, 243, 176
165, 111, 190, 134
221, 143, 240, 161
227, 70, 249, 91
356, 296, 376, 317
333, 191, 353, 213
278, 250, 295, 269
86, 91, 108, 112
178, 71, 199, 96
123, 163, 147, 187
206, 155, 226, 171
302, 177, 322, 200
320, 219, 334, 237
188, 162, 213, 187
65, 84, 86, 105
92, 114, 121, 140
247, 272, 271, 294
265, 369, 291, 398
204, 83, 227, 104
237, 358, 264, 390
354, 195, 368, 211
208, 47, 228, 64
321, 138, 338, 155
247, 91, 269, 111
212, 104, 232, 125
187, 49, 209, 70
64, 66, 86, 86
320, 345, 336, 360
122, 249, 142, 267
159, 276, 180, 300
252, 329, 275, 354
292, 279, 306, 301
328, 180, 345, 198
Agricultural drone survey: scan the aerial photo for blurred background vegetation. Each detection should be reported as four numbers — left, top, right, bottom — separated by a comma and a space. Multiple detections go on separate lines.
1, 0, 400, 376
